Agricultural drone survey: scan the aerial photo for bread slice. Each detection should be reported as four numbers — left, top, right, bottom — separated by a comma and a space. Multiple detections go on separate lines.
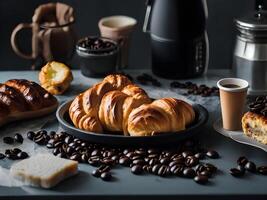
242, 112, 267, 145
10, 154, 78, 188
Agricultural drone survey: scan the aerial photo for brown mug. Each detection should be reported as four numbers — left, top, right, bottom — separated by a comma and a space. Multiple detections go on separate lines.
11, 3, 76, 69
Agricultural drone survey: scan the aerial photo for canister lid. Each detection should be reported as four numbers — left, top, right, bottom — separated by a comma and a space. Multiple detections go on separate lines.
235, 6, 267, 41
235, 11, 267, 31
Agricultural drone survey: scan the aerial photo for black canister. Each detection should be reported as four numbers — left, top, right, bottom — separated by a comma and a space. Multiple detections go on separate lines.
143, 0, 209, 79
76, 37, 119, 78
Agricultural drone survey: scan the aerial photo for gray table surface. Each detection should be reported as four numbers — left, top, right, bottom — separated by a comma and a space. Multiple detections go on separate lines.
0, 69, 266, 200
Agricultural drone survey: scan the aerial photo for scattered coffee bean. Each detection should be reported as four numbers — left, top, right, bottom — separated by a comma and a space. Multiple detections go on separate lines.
17, 152, 29, 159
3, 136, 14, 144
14, 133, 23, 143
183, 168, 196, 178
257, 166, 267, 175
199, 170, 212, 178
194, 152, 205, 159
194, 175, 209, 184
230, 168, 245, 177
245, 161, 257, 173
237, 156, 248, 166
92, 169, 101, 177
136, 73, 161, 87
100, 172, 112, 181
131, 165, 143, 175
206, 150, 219, 159
0, 153, 5, 159
27, 131, 35, 140
119, 156, 131, 166
170, 81, 219, 97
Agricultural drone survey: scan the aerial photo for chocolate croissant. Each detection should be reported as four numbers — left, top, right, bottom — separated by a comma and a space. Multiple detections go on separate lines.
0, 79, 58, 127
69, 74, 195, 136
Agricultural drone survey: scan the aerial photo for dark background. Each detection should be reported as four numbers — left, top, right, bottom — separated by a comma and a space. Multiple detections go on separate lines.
0, 0, 257, 70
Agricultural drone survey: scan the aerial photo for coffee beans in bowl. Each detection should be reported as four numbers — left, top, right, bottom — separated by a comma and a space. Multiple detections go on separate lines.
76, 36, 119, 78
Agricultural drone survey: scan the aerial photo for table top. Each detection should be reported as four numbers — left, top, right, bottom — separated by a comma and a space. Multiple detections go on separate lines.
0, 69, 266, 200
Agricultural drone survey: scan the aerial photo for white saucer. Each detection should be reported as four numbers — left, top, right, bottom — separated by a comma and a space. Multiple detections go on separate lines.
213, 119, 267, 152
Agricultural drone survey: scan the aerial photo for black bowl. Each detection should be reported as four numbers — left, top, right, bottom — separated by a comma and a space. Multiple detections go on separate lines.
56, 100, 208, 146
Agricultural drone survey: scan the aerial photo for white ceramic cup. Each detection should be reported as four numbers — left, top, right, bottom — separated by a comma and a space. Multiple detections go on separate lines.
98, 15, 137, 69
217, 78, 249, 131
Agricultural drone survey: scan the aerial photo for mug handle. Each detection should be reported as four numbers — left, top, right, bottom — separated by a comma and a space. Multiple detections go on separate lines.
10, 23, 36, 60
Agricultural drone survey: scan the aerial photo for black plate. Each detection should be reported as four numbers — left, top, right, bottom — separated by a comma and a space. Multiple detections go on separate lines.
56, 100, 208, 146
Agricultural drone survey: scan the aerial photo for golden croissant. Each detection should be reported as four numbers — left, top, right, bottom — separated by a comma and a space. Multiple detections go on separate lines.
69, 74, 195, 136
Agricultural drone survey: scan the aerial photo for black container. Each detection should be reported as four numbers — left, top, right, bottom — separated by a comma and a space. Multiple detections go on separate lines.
76, 37, 119, 78
143, 0, 209, 79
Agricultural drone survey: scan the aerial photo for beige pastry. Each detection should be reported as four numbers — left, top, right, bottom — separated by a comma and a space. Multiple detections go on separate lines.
0, 79, 58, 127
39, 61, 73, 95
69, 74, 195, 136
242, 112, 267, 145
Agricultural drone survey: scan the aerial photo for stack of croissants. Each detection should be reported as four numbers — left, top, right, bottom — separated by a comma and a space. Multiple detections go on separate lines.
69, 74, 195, 136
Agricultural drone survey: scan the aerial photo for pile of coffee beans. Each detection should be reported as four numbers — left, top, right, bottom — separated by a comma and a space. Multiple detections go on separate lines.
136, 73, 161, 87
79, 37, 116, 54
229, 156, 267, 177
26, 130, 220, 184
3, 133, 23, 144
170, 81, 219, 97
248, 96, 267, 116
0, 148, 28, 160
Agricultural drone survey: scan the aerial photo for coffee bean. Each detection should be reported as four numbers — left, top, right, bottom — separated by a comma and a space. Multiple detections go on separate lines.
148, 148, 159, 154
14, 133, 23, 143
6, 153, 17, 160
257, 166, 267, 175
194, 152, 205, 159
119, 156, 131, 166
185, 156, 199, 167
170, 164, 184, 176
194, 175, 209, 184
183, 168, 196, 178
92, 169, 101, 177
12, 148, 21, 154
102, 158, 115, 166
149, 158, 159, 166
204, 163, 217, 174
199, 170, 212, 178
182, 151, 193, 158
157, 165, 169, 177
0, 153, 5, 159
70, 153, 81, 162
196, 164, 206, 173
230, 168, 245, 177
131, 165, 143, 175
81, 154, 89, 163
3, 136, 14, 144
143, 165, 152, 173
245, 161, 257, 173
160, 157, 170, 165
88, 157, 100, 166
100, 172, 112, 181
46, 143, 54, 149
237, 156, 248, 166
91, 149, 101, 157
17, 152, 29, 159
237, 165, 245, 173
27, 131, 35, 140
206, 150, 219, 159
152, 164, 161, 175
132, 159, 146, 166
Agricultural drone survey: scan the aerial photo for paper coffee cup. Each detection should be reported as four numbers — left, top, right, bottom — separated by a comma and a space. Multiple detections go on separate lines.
217, 78, 249, 131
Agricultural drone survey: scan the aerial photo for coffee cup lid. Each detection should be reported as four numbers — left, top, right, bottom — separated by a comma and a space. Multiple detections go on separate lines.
217, 78, 249, 92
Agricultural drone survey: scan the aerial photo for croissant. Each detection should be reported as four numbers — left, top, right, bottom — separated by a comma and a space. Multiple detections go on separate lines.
69, 74, 195, 136
69, 74, 151, 135
0, 79, 58, 127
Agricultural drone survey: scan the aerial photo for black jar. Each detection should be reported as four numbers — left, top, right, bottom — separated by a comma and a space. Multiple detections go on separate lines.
76, 36, 119, 78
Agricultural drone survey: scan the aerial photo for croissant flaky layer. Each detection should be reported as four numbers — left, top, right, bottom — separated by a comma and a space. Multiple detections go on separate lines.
0, 79, 58, 126
69, 74, 195, 136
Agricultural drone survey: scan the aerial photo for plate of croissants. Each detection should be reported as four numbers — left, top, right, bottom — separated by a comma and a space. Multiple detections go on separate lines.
56, 74, 208, 145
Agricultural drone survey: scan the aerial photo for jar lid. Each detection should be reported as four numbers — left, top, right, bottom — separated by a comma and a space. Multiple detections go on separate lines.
235, 11, 267, 31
